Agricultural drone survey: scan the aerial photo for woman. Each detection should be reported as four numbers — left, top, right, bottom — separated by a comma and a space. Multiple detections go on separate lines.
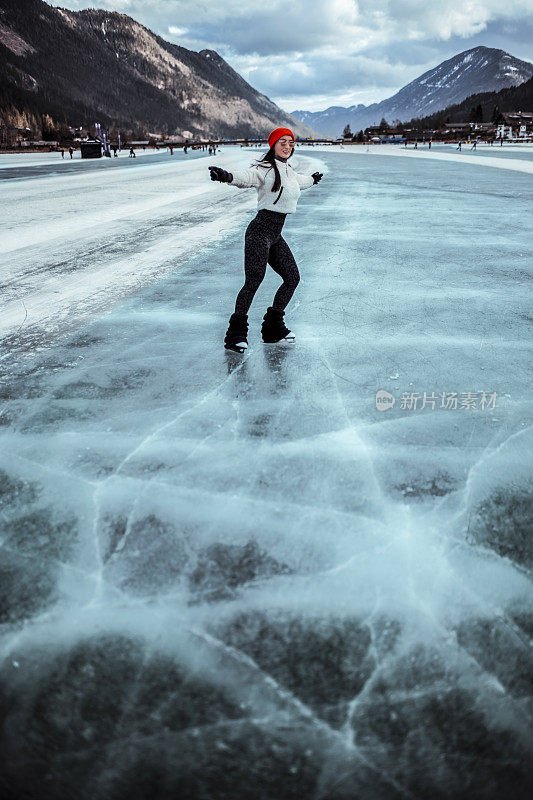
209, 127, 323, 352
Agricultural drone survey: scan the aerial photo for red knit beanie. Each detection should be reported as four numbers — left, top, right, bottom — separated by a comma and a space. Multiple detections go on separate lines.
268, 127, 295, 149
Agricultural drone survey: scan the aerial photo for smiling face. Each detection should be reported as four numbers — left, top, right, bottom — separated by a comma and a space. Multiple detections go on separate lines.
274, 135, 294, 158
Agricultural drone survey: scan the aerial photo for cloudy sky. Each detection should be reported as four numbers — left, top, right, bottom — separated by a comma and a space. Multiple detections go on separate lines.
48, 1, 533, 112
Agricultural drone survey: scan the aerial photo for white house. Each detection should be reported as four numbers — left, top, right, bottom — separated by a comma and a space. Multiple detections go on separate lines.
496, 124, 513, 139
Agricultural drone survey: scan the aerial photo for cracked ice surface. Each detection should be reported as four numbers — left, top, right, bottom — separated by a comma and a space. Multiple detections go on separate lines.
0, 147, 532, 799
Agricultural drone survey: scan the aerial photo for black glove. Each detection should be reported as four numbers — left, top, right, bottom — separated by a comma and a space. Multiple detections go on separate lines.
209, 166, 233, 183
311, 172, 323, 185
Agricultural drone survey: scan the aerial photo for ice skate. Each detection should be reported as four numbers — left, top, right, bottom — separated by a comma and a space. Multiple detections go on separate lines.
226, 341, 248, 353
261, 307, 295, 343
224, 312, 248, 353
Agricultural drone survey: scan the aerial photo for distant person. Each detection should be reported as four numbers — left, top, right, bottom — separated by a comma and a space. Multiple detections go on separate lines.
60, 148, 64, 159
169, 145, 173, 154
428, 140, 432, 149
414, 141, 418, 149
69, 147, 74, 159
208, 127, 323, 353
471, 141, 477, 150
112, 145, 118, 157
184, 145, 188, 154
457, 141, 462, 151
129, 147, 136, 158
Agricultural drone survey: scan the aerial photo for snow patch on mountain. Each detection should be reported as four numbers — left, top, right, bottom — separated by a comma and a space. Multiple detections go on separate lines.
292, 47, 533, 138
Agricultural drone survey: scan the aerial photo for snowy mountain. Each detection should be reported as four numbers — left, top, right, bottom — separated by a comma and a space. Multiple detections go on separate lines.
0, 0, 313, 139
291, 47, 533, 138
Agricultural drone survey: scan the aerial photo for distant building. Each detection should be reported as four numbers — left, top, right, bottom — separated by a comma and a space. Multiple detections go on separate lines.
444, 123, 472, 133
364, 124, 404, 143
503, 111, 533, 125
496, 124, 513, 140
471, 122, 494, 132
27, 140, 59, 148
502, 112, 533, 139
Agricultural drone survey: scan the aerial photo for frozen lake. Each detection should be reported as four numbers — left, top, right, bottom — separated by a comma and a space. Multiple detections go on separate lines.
1, 145, 532, 799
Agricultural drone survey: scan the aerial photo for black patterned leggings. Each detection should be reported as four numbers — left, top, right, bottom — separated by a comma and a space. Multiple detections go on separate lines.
234, 209, 300, 315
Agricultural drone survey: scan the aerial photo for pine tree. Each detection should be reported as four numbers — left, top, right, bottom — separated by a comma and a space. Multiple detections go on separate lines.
343, 124, 352, 138
469, 104, 483, 123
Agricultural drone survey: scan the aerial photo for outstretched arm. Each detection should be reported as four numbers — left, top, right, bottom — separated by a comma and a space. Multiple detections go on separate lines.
228, 165, 265, 189
292, 170, 323, 190
293, 171, 314, 190
209, 164, 264, 189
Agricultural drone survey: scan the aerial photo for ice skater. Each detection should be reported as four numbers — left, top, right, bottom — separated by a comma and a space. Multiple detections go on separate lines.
208, 127, 323, 352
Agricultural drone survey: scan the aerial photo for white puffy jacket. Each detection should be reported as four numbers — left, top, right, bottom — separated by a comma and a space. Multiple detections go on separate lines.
229, 158, 315, 214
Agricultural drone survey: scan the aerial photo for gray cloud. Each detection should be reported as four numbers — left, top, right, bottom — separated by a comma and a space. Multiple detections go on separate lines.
231, 51, 416, 103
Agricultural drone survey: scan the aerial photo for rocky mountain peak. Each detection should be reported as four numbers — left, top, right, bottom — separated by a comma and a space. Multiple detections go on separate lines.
291, 46, 533, 138
0, 0, 313, 140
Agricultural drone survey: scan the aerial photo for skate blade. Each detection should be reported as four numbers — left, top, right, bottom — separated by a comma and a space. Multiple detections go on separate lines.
225, 343, 248, 353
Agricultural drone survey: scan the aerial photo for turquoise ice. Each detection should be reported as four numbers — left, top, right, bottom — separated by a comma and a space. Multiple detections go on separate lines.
1, 145, 532, 799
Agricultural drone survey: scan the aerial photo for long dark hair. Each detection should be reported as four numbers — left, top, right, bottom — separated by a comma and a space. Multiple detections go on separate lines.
253, 144, 293, 192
